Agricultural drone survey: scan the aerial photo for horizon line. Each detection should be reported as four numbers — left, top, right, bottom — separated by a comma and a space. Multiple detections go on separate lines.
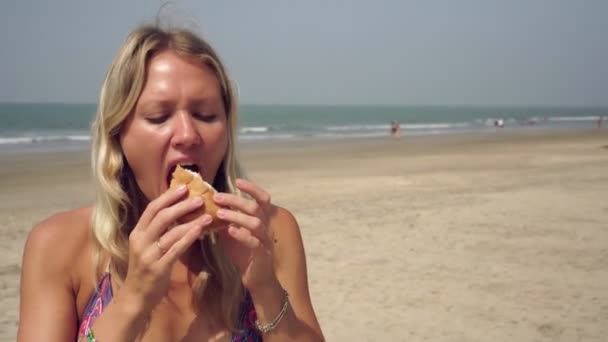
1, 101, 608, 109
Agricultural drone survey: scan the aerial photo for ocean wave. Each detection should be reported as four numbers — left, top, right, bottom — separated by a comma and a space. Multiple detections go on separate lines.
240, 126, 271, 134
314, 132, 388, 139
548, 116, 601, 122
325, 122, 471, 132
238, 134, 297, 140
403, 122, 470, 130
0, 135, 90, 145
325, 124, 389, 131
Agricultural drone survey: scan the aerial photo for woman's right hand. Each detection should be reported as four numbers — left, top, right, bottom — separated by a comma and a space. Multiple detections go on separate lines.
120, 184, 211, 313
88, 185, 212, 341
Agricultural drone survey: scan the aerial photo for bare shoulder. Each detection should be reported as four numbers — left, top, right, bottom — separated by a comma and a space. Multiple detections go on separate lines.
27, 206, 92, 251
18, 206, 95, 341
268, 206, 304, 266
24, 206, 93, 277
269, 206, 299, 235
268, 205, 309, 280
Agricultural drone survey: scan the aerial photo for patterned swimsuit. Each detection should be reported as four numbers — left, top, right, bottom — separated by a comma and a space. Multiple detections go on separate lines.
77, 273, 262, 341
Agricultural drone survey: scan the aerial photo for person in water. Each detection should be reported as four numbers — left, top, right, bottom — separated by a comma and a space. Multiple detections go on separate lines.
390, 120, 401, 137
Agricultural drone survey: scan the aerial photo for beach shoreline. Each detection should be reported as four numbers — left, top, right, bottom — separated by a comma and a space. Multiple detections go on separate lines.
1, 129, 607, 341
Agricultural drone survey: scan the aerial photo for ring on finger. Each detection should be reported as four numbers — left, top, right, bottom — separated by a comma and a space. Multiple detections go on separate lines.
156, 239, 166, 255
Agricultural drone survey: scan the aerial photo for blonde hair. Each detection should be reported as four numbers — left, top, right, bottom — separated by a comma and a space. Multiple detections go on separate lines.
90, 25, 245, 330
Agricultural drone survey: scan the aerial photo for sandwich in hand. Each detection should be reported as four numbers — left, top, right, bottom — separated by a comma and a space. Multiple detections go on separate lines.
169, 165, 227, 231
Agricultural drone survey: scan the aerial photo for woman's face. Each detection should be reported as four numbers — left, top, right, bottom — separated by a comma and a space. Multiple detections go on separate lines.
120, 49, 229, 201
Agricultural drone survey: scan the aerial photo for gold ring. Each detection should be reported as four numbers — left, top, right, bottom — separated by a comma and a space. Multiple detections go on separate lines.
156, 239, 166, 254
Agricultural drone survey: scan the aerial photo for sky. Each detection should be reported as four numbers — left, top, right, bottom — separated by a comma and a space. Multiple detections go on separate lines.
1, 0, 607, 107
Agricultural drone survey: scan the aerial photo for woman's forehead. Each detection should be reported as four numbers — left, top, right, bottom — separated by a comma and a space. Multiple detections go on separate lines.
137, 50, 224, 106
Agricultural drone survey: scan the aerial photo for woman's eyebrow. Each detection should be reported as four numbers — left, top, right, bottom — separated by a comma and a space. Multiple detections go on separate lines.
190, 95, 222, 106
189, 97, 224, 111
136, 100, 174, 112
136, 97, 222, 113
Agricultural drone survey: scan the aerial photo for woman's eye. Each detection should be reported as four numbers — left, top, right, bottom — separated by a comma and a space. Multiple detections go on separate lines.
194, 113, 217, 122
145, 114, 169, 124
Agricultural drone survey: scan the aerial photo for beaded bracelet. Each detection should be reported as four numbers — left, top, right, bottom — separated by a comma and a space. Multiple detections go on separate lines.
254, 289, 290, 335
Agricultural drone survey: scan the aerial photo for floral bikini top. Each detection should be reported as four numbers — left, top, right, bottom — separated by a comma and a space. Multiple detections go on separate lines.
77, 273, 261, 341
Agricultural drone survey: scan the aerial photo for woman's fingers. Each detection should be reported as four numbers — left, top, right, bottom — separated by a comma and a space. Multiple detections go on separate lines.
216, 208, 267, 238
156, 214, 211, 253
227, 225, 261, 249
135, 185, 188, 231
235, 179, 271, 206
214, 192, 259, 216
158, 217, 209, 266
143, 196, 204, 242
216, 207, 261, 229
212, 179, 274, 245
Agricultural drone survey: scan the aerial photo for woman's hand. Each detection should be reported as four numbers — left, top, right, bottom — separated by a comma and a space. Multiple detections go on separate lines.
213, 179, 279, 292
120, 185, 213, 312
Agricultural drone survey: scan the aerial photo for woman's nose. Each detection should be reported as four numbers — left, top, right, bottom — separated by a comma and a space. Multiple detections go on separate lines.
172, 112, 201, 148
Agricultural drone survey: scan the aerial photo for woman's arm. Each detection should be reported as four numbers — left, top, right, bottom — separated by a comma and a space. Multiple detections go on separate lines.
251, 207, 324, 341
213, 179, 325, 341
17, 211, 87, 341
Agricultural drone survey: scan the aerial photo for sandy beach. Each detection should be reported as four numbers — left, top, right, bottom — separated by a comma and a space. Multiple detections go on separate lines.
1, 130, 607, 341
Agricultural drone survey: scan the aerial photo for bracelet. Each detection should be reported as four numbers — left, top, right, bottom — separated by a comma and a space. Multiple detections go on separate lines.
254, 289, 290, 335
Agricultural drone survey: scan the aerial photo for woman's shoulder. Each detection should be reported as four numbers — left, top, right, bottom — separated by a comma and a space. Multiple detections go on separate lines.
268, 206, 306, 268
28, 206, 93, 246
269, 206, 299, 239
24, 206, 94, 275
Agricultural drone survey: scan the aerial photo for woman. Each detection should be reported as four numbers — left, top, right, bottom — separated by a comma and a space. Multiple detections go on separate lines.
17, 25, 324, 341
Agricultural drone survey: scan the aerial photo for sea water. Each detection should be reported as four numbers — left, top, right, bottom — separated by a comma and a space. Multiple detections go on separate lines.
0, 103, 606, 152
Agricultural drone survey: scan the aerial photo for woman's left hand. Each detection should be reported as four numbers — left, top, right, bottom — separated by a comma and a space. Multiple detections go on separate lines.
213, 179, 278, 291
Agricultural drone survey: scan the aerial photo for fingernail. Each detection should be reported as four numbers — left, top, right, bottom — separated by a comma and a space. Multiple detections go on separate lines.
214, 193, 223, 201
228, 225, 240, 235
201, 214, 212, 224
176, 184, 187, 192
192, 197, 203, 206
217, 209, 226, 218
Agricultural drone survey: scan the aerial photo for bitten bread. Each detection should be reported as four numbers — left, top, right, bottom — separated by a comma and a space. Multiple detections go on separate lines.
169, 165, 226, 231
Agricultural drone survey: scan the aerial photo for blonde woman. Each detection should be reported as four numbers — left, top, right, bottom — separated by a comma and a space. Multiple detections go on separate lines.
17, 25, 324, 342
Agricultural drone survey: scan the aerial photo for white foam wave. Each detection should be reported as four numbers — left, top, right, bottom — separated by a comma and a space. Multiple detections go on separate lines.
240, 126, 270, 134
548, 116, 601, 122
325, 124, 389, 131
403, 122, 470, 130
325, 122, 470, 132
314, 132, 388, 139
238, 134, 296, 140
0, 135, 90, 145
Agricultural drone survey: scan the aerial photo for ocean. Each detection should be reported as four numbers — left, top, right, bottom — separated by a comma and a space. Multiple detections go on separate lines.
0, 103, 606, 152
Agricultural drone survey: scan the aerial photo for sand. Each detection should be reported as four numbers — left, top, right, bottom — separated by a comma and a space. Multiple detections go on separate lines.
1, 130, 607, 341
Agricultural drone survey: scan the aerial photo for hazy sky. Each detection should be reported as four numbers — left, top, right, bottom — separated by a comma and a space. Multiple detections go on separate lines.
1, 0, 607, 106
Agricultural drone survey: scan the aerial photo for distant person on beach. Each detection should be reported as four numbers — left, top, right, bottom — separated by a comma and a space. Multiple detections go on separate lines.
598, 115, 604, 128
390, 120, 401, 137
494, 118, 504, 130
17, 25, 323, 341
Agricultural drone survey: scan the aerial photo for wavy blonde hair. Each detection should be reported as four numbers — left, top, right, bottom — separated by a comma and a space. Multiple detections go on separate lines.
90, 25, 245, 330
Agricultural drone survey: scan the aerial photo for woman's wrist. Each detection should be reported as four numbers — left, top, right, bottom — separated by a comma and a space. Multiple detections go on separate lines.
248, 276, 283, 301
113, 288, 149, 321
249, 277, 290, 334
90, 289, 149, 341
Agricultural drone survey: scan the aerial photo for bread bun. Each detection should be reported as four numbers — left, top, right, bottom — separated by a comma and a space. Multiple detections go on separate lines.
169, 165, 226, 231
